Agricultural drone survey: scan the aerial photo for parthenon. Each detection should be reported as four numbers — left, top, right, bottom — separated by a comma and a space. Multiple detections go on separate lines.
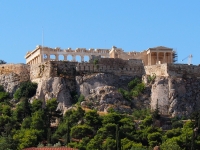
25, 45, 175, 66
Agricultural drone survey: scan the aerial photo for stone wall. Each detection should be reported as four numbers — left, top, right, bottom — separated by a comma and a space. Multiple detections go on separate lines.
145, 64, 200, 78
30, 58, 145, 81
0, 63, 30, 82
144, 64, 168, 76
167, 64, 200, 77
0, 64, 30, 95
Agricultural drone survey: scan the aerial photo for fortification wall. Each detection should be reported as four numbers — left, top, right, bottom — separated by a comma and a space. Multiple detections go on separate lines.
144, 64, 168, 76
30, 58, 144, 80
0, 64, 30, 82
167, 64, 200, 77
30, 61, 78, 81
30, 62, 51, 80
145, 63, 200, 77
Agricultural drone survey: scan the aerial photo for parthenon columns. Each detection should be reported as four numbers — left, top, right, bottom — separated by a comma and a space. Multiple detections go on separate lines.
64, 55, 67, 61
55, 54, 59, 61
81, 56, 84, 62
72, 55, 76, 62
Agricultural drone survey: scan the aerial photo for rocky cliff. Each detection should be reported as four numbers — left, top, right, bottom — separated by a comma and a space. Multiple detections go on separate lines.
151, 76, 200, 118
0, 64, 29, 95
1, 62, 200, 118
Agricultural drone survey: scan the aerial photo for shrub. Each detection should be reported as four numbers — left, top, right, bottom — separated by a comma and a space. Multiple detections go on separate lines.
128, 78, 141, 89
78, 94, 85, 104
147, 74, 156, 83
0, 92, 9, 102
172, 121, 183, 129
0, 85, 4, 92
14, 81, 37, 100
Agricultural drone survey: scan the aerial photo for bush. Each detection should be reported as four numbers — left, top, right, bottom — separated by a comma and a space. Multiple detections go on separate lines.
118, 88, 131, 101
14, 81, 37, 100
147, 74, 156, 83
78, 95, 85, 104
132, 109, 151, 120
0, 85, 4, 92
128, 78, 141, 89
0, 92, 9, 102
172, 121, 183, 129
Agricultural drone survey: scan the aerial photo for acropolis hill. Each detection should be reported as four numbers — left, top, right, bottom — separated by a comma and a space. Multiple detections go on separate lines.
0, 45, 200, 117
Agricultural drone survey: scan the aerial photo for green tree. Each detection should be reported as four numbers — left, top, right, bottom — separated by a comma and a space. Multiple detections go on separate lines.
1, 105, 11, 116
102, 112, 122, 125
13, 97, 31, 121
13, 129, 42, 149
161, 138, 181, 150
21, 117, 31, 129
84, 110, 101, 130
0, 92, 9, 102
147, 132, 162, 148
0, 135, 16, 150
31, 99, 43, 112
70, 125, 93, 140
86, 134, 103, 150
14, 81, 37, 100
31, 110, 45, 130
102, 137, 116, 150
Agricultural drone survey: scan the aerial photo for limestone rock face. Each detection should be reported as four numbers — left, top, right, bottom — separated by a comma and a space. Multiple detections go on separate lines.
33, 77, 72, 112
76, 73, 133, 97
76, 73, 134, 113
82, 85, 132, 113
151, 76, 200, 117
0, 73, 21, 95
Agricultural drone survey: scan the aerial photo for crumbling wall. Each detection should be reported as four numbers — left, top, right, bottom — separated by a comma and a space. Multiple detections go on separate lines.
145, 64, 200, 78
0, 64, 30, 82
30, 62, 51, 80
167, 64, 200, 77
144, 64, 168, 76
30, 58, 145, 81
0, 64, 30, 94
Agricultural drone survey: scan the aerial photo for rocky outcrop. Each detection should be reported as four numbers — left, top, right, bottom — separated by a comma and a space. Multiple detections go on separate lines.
76, 73, 134, 96
151, 76, 200, 118
33, 77, 73, 112
0, 63, 30, 95
76, 73, 135, 113
0, 73, 22, 95
81, 85, 132, 113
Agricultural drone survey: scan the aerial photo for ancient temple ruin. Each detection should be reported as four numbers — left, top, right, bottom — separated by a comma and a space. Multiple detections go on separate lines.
25, 45, 175, 66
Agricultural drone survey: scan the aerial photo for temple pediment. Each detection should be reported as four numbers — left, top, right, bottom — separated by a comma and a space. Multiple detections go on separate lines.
148, 46, 173, 50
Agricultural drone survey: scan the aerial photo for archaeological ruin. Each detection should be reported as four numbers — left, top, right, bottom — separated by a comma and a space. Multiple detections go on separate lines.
25, 45, 175, 66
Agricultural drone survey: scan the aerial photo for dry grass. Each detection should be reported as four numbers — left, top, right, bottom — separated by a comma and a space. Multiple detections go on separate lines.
82, 107, 108, 116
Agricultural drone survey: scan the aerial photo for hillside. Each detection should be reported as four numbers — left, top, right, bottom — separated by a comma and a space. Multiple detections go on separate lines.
1, 61, 200, 149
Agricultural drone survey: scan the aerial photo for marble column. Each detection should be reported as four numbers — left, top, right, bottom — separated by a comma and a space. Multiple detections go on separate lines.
164, 52, 166, 63
64, 55, 67, 61
81, 56, 84, 62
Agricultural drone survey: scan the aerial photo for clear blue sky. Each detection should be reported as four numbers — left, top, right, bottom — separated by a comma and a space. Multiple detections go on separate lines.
0, 1, 200, 64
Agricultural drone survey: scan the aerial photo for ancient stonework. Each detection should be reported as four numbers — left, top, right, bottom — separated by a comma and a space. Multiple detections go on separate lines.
0, 64, 30, 95
0, 45, 199, 117
25, 45, 174, 66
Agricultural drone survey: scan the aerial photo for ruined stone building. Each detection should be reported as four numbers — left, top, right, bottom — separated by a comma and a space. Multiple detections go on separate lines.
25, 45, 175, 66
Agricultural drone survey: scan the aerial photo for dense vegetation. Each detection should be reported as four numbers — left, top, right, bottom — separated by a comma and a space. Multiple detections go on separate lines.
0, 80, 200, 150
118, 78, 145, 100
